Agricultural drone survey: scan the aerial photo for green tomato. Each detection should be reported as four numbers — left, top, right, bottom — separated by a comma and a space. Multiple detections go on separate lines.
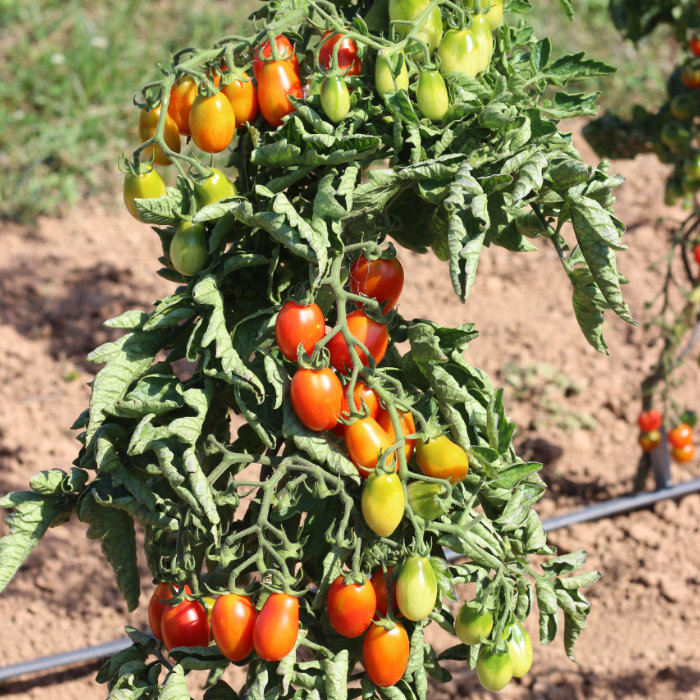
395, 556, 438, 621
194, 169, 237, 208
455, 602, 493, 645
361, 472, 404, 537
660, 121, 691, 154
476, 648, 513, 692
320, 74, 351, 123
438, 29, 481, 78
470, 14, 493, 72
389, 0, 443, 56
123, 166, 167, 222
170, 220, 209, 276
406, 481, 446, 520
416, 70, 449, 121
653, 140, 675, 165
465, 0, 503, 31
375, 51, 409, 97
684, 151, 700, 179
505, 623, 533, 678
670, 93, 695, 121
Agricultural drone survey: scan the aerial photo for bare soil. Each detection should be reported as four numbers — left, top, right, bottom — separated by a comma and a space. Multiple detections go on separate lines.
0, 123, 699, 699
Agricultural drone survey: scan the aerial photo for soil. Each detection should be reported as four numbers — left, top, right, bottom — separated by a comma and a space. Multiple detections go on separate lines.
0, 121, 699, 699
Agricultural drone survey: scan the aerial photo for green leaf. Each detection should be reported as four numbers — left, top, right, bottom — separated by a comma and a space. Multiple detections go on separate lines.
161, 666, 189, 700
133, 187, 185, 225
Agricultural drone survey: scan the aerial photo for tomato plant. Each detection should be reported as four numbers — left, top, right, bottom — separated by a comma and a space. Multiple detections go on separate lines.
395, 556, 437, 621
406, 481, 446, 520
326, 574, 376, 637
340, 380, 380, 421
275, 301, 325, 362
362, 622, 410, 687
638, 410, 662, 433
189, 93, 236, 153
672, 443, 695, 462
290, 367, 343, 431
210, 593, 257, 661
349, 255, 404, 313
160, 596, 210, 651
389, 0, 443, 56
148, 583, 191, 641
253, 593, 299, 661
375, 50, 408, 96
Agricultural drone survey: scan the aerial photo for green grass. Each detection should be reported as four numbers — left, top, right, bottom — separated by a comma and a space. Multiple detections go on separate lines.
0, 0, 681, 222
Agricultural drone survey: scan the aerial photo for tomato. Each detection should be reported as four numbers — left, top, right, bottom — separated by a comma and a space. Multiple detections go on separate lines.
668, 423, 693, 448
160, 595, 210, 651
349, 255, 404, 313
170, 220, 209, 276
139, 107, 181, 166
395, 556, 437, 621
189, 93, 236, 153
471, 14, 493, 72
476, 648, 513, 692
254, 35, 299, 81
222, 72, 259, 126
665, 179, 684, 206
253, 593, 299, 661
455, 602, 493, 645
363, 622, 410, 687
376, 408, 415, 461
672, 443, 695, 462
685, 151, 700, 180
438, 29, 481, 78
465, 0, 504, 31
389, 0, 443, 56
416, 69, 449, 121
682, 64, 700, 89
638, 430, 661, 452
210, 593, 257, 661
406, 481, 446, 520
345, 416, 396, 478
370, 566, 398, 617
148, 583, 191, 641
690, 35, 700, 58
194, 168, 237, 208
327, 311, 389, 373
168, 75, 198, 136
505, 623, 533, 678
415, 435, 469, 483
637, 409, 662, 433
321, 75, 351, 122
375, 51, 409, 97
670, 93, 695, 121
275, 301, 325, 363
694, 243, 700, 265
326, 575, 376, 637
340, 381, 380, 421
290, 367, 342, 431
258, 60, 303, 127
362, 471, 404, 537
123, 166, 167, 222
319, 30, 361, 76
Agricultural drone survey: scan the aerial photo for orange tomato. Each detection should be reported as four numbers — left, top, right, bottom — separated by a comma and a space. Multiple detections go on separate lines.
377, 408, 415, 461
345, 416, 396, 478
168, 75, 197, 136
222, 72, 259, 127
257, 60, 303, 127
138, 107, 181, 165
188, 93, 236, 153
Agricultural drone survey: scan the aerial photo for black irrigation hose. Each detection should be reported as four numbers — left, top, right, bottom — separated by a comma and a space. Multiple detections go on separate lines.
2, 477, 700, 685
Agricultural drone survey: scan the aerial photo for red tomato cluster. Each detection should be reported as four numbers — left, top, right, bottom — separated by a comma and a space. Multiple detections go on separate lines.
637, 409, 663, 453
668, 422, 695, 462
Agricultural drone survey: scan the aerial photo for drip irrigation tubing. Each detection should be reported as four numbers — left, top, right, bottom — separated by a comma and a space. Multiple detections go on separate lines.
1, 477, 700, 684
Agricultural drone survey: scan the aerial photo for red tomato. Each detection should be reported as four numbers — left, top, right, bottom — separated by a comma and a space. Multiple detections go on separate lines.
168, 76, 197, 136
210, 593, 257, 661
694, 243, 700, 266
349, 256, 405, 313
672, 443, 695, 462
160, 595, 210, 651
258, 60, 303, 127
340, 381, 380, 420
637, 409, 662, 433
345, 416, 396, 478
691, 35, 700, 57
363, 622, 410, 687
318, 30, 361, 76
668, 423, 693, 448
253, 593, 299, 661
290, 367, 342, 431
370, 566, 398, 617
327, 311, 389, 373
377, 408, 415, 461
254, 35, 300, 80
275, 301, 325, 363
222, 72, 259, 126
148, 583, 191, 641
327, 575, 376, 637
189, 93, 236, 153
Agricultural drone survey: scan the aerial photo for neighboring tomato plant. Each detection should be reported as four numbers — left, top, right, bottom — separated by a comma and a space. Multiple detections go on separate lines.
362, 622, 410, 688
211, 593, 257, 661
668, 423, 693, 448
672, 443, 695, 462
326, 575, 376, 637
253, 593, 299, 661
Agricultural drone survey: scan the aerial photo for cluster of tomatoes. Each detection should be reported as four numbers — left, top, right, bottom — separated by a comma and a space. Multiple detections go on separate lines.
637, 409, 696, 463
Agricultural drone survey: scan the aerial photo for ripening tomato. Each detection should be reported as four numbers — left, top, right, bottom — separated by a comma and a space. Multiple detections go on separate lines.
194, 168, 237, 208
148, 583, 191, 641
668, 423, 693, 448
395, 556, 437, 621
275, 301, 325, 363
455, 602, 493, 645
682, 64, 700, 89
290, 367, 343, 431
345, 416, 396, 478
370, 566, 398, 617
670, 93, 695, 121
189, 93, 236, 153
139, 107, 181, 166
170, 220, 209, 276
690, 35, 700, 57
377, 408, 415, 461
375, 51, 409, 97
327, 311, 389, 373
362, 471, 404, 537
505, 623, 533, 678
470, 14, 493, 72
168, 75, 198, 136
254, 35, 299, 80
477, 648, 513, 692
123, 166, 167, 222
349, 255, 404, 313
416, 435, 469, 483
160, 595, 210, 651
694, 243, 700, 265
258, 60, 303, 127
253, 593, 299, 661
438, 29, 481, 77
417, 69, 449, 121
637, 409, 662, 433
389, 0, 443, 56
319, 30, 362, 75
222, 72, 259, 126
638, 430, 661, 452
340, 381, 380, 421
210, 593, 257, 661
321, 74, 351, 122
363, 622, 410, 687
326, 575, 376, 638
672, 443, 695, 462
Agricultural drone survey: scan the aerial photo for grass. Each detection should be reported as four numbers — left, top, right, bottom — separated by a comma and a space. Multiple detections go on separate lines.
0, 0, 680, 222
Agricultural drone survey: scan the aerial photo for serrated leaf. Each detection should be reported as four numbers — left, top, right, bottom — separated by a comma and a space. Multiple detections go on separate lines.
161, 665, 189, 700
134, 187, 185, 225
